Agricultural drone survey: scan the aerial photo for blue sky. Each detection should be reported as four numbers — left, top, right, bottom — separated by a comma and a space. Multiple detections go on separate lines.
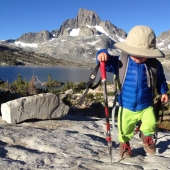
0, 0, 170, 40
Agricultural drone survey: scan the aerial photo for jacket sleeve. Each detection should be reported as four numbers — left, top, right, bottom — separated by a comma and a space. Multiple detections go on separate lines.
156, 61, 169, 94
96, 49, 119, 75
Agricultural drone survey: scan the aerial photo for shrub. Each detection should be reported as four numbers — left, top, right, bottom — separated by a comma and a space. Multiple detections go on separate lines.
12, 74, 29, 96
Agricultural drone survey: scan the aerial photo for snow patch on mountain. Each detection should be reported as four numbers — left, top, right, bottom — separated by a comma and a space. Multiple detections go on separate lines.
168, 44, 170, 49
87, 40, 101, 45
87, 25, 126, 43
70, 28, 80, 36
14, 41, 38, 48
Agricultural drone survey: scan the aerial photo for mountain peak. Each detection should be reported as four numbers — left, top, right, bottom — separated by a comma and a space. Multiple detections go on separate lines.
76, 8, 101, 27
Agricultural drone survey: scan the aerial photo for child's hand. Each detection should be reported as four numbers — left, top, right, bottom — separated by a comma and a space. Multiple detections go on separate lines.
98, 52, 109, 62
161, 94, 169, 103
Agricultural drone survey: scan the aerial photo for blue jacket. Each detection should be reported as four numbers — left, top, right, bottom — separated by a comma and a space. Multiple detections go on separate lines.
96, 49, 169, 111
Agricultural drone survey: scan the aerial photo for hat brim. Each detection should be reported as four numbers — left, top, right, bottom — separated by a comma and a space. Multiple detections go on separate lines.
114, 42, 165, 58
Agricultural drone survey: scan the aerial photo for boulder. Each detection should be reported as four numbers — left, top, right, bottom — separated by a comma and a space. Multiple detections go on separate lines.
1, 93, 69, 124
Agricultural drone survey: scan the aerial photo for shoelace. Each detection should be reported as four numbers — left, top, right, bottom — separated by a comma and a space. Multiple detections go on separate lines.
145, 136, 154, 145
122, 143, 132, 154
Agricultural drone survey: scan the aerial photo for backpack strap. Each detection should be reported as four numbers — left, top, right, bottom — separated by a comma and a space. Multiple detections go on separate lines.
117, 53, 129, 94
147, 58, 158, 95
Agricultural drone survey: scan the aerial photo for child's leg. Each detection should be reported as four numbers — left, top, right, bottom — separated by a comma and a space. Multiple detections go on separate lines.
118, 107, 139, 142
139, 106, 157, 154
140, 106, 156, 135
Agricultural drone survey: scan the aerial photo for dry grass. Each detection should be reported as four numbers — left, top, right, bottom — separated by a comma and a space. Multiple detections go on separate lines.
157, 121, 170, 131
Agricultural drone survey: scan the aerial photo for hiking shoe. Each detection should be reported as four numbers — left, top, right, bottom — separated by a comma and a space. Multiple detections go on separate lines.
139, 132, 156, 154
119, 142, 132, 158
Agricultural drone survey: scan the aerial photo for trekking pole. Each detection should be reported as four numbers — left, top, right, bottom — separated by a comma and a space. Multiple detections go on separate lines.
100, 61, 112, 164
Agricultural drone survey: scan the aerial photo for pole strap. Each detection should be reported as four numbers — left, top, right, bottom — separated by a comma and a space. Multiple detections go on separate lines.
77, 64, 100, 106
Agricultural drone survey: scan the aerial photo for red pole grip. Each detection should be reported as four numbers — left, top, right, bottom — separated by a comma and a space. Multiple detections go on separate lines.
100, 61, 106, 81
104, 106, 109, 117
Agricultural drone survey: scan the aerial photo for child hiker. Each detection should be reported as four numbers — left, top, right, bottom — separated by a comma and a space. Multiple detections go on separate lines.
96, 25, 169, 158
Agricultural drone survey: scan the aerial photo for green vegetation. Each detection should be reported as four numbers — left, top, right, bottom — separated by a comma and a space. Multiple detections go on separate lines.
12, 74, 29, 96
62, 94, 72, 106
0, 79, 6, 89
45, 74, 63, 87
0, 74, 48, 97
60, 81, 86, 93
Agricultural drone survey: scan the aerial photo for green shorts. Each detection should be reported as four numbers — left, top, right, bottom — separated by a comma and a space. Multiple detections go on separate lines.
118, 106, 156, 143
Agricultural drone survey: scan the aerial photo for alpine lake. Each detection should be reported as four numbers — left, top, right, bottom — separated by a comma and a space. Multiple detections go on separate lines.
0, 65, 170, 86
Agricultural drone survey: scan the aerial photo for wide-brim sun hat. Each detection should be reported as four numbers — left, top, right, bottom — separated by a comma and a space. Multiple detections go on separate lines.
114, 25, 165, 58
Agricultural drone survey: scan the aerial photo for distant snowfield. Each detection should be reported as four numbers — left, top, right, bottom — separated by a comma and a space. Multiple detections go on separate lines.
14, 41, 38, 48
87, 25, 126, 42
157, 42, 164, 46
168, 44, 170, 49
11, 37, 170, 51
157, 40, 170, 50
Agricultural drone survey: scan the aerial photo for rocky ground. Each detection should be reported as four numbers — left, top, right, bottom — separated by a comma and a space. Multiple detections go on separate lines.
0, 106, 170, 170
